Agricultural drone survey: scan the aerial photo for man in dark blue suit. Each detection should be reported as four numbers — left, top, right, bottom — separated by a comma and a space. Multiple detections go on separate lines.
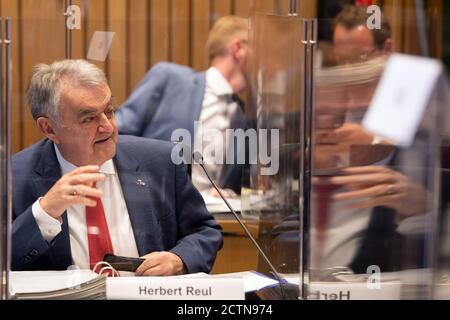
115, 16, 248, 195
12, 59, 222, 275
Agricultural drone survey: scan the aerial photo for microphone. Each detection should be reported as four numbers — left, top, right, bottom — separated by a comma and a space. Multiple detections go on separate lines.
192, 152, 299, 300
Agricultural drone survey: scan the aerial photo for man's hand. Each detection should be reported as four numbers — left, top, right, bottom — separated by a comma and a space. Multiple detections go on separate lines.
135, 251, 187, 276
39, 165, 105, 219
328, 166, 428, 219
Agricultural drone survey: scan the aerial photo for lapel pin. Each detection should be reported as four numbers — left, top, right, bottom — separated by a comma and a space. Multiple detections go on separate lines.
136, 179, 146, 187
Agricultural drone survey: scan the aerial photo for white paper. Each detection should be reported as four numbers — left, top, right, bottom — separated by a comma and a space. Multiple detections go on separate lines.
87, 31, 115, 62
362, 54, 443, 147
213, 271, 279, 292
202, 193, 241, 213
10, 270, 98, 294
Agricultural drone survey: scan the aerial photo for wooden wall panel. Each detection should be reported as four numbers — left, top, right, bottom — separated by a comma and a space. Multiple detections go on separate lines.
191, 0, 211, 70
85, 0, 106, 72
107, 0, 127, 105
1, 0, 22, 153
427, 0, 443, 59
150, 0, 170, 66
214, 0, 233, 20
6, 0, 335, 152
71, 0, 85, 59
21, 0, 65, 148
383, 0, 403, 53
171, 0, 190, 66
403, 0, 421, 55
300, 0, 317, 18
128, 0, 149, 91
234, 0, 250, 17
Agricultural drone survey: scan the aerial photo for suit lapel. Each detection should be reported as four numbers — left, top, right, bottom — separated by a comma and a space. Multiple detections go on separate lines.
32, 140, 72, 269
114, 141, 161, 256
191, 72, 206, 129
174, 71, 205, 139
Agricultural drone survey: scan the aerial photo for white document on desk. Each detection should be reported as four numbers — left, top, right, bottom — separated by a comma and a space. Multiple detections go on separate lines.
213, 271, 280, 292
202, 193, 241, 213
10, 270, 98, 294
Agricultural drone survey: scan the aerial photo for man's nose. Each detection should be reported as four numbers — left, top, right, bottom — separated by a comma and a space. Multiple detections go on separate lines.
98, 113, 114, 132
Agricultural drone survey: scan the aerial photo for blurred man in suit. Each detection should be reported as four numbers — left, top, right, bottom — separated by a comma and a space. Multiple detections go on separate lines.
333, 4, 392, 65
12, 59, 222, 275
115, 16, 248, 195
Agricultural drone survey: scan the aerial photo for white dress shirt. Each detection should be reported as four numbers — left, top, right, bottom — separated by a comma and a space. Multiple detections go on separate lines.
191, 67, 239, 192
32, 145, 139, 269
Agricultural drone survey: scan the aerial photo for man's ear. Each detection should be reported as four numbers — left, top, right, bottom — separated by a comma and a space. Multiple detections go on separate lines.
230, 39, 245, 61
383, 38, 393, 53
36, 117, 60, 144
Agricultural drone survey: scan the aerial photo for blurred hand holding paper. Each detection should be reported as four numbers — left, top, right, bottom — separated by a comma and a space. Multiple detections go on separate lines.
363, 54, 444, 147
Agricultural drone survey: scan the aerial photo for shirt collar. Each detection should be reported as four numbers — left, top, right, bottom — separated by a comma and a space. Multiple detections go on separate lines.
53, 144, 116, 175
205, 67, 234, 97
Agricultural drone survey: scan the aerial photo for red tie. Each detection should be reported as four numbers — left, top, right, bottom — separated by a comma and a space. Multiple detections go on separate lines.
86, 182, 114, 271
355, 0, 373, 6
314, 181, 339, 264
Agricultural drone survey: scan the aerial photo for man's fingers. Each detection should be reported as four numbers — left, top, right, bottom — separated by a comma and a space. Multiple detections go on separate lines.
68, 173, 105, 185
329, 173, 394, 186
339, 166, 394, 175
332, 184, 389, 201
70, 196, 97, 207
141, 265, 166, 277
68, 184, 103, 198
66, 165, 100, 176
135, 255, 160, 276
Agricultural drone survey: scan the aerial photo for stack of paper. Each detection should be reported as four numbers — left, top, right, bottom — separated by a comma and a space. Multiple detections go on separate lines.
9, 270, 107, 300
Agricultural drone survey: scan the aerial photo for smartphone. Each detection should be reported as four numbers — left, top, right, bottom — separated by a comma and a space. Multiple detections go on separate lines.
103, 254, 145, 272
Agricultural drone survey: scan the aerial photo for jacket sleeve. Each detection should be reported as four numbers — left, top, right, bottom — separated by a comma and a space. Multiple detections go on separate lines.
115, 63, 170, 136
169, 162, 223, 273
12, 206, 53, 271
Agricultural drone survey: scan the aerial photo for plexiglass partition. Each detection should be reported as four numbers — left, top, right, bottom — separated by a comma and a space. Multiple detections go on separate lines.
241, 12, 305, 279
307, 18, 450, 300
2, 0, 450, 300
245, 2, 450, 300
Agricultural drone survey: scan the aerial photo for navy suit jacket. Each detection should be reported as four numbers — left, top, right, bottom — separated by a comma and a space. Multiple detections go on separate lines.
116, 62, 205, 141
115, 62, 244, 193
12, 135, 223, 273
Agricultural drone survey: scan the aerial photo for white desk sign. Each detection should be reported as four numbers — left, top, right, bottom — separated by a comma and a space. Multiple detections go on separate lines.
363, 54, 444, 147
308, 282, 401, 300
106, 277, 245, 300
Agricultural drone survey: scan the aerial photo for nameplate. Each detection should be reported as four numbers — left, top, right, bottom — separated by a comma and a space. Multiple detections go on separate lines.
307, 282, 401, 300
106, 277, 245, 300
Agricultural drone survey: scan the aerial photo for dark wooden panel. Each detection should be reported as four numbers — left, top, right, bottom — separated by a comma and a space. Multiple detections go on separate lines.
211, 218, 259, 274
85, 0, 106, 72
427, 0, 443, 59
71, 0, 85, 59
21, 0, 65, 148
191, 0, 210, 70
1, 0, 22, 153
107, 0, 127, 105
128, 0, 149, 91
150, 0, 169, 66
234, 0, 250, 17
171, 0, 190, 66
214, 0, 233, 20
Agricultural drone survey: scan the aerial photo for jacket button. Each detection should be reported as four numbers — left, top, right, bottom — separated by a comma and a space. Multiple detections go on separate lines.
30, 249, 39, 256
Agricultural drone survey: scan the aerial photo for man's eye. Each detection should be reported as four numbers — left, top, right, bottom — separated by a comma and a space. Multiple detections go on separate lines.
105, 109, 115, 118
84, 116, 96, 123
